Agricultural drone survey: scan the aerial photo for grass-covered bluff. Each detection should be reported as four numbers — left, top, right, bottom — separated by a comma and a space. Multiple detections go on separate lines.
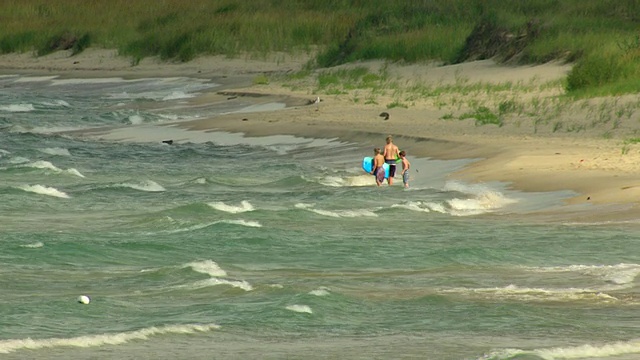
1, 0, 639, 96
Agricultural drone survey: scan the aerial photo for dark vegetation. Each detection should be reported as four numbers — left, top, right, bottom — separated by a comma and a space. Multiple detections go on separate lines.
1, 0, 639, 95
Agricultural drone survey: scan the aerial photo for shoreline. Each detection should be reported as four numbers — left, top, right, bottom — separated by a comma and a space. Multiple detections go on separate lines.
3, 49, 640, 221
175, 106, 640, 223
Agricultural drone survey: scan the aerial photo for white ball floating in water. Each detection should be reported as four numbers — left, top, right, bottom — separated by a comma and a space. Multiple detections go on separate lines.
77, 295, 91, 304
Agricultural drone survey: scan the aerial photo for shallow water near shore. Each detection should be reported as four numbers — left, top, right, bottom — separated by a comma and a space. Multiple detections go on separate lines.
0, 75, 639, 360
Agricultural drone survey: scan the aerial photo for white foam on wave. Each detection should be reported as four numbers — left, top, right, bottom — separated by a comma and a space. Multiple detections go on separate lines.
389, 182, 517, 216
315, 174, 378, 187
0, 323, 220, 354
162, 91, 194, 101
51, 77, 135, 86
440, 284, 619, 302
526, 263, 640, 286
286, 304, 313, 314
117, 180, 165, 192
483, 338, 640, 360
392, 200, 450, 214
20, 242, 44, 248
162, 221, 217, 234
108, 90, 195, 102
17, 184, 69, 199
65, 168, 85, 178
23, 160, 59, 171
184, 260, 227, 277
447, 192, 517, 216
295, 203, 377, 218
183, 260, 253, 291
392, 201, 432, 213
187, 277, 253, 291
149, 219, 262, 235
220, 219, 262, 228
40, 100, 71, 107
7, 156, 29, 164
21, 160, 85, 178
38, 147, 71, 156
208, 200, 255, 213
309, 287, 331, 296
127, 114, 145, 125
444, 181, 518, 214
0, 104, 35, 112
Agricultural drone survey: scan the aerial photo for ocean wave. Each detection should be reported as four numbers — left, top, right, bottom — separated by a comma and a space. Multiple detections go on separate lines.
162, 91, 195, 101
116, 180, 165, 192
391, 201, 433, 213
389, 190, 516, 216
17, 184, 69, 198
0, 323, 220, 354
309, 287, 331, 296
20, 160, 85, 178
144, 219, 262, 235
444, 181, 518, 215
182, 260, 252, 291
183, 277, 253, 291
0, 103, 35, 112
316, 174, 376, 187
440, 284, 620, 303
107, 90, 196, 102
184, 259, 227, 277
7, 156, 29, 164
525, 263, 640, 286
126, 114, 146, 125
390, 200, 464, 215
51, 77, 135, 86
220, 219, 262, 227
208, 200, 255, 213
40, 99, 71, 108
481, 338, 640, 360
295, 203, 378, 218
20, 242, 44, 248
286, 304, 313, 314
38, 147, 71, 156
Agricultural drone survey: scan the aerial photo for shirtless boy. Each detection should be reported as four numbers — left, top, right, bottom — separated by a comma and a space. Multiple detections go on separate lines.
371, 148, 385, 186
399, 150, 411, 188
382, 135, 400, 185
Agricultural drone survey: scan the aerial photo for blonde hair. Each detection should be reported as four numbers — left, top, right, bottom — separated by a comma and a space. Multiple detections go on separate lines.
386, 135, 392, 143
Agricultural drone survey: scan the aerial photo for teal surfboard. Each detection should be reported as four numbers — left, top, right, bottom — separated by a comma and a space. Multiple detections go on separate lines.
362, 157, 390, 179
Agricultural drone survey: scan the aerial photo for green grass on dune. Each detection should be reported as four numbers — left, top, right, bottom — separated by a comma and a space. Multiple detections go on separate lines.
0, 0, 639, 96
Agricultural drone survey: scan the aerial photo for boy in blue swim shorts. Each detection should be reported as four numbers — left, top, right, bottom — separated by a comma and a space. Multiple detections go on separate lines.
399, 150, 411, 188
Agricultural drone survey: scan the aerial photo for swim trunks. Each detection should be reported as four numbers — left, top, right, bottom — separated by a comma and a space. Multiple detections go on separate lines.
385, 159, 396, 177
403, 171, 409, 186
375, 167, 385, 183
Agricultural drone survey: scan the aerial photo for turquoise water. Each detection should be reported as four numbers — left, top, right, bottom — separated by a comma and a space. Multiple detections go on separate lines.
0, 74, 638, 359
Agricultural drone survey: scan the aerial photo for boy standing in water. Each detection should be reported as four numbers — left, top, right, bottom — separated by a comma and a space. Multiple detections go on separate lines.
383, 135, 400, 185
371, 148, 385, 186
399, 150, 411, 188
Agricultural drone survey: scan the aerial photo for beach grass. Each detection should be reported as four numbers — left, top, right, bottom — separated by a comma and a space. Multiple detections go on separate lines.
0, 0, 638, 95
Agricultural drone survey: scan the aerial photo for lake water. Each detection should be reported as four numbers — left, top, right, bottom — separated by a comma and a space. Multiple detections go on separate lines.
0, 74, 638, 359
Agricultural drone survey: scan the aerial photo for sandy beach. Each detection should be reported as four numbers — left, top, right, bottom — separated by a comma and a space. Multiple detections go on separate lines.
2, 48, 640, 221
